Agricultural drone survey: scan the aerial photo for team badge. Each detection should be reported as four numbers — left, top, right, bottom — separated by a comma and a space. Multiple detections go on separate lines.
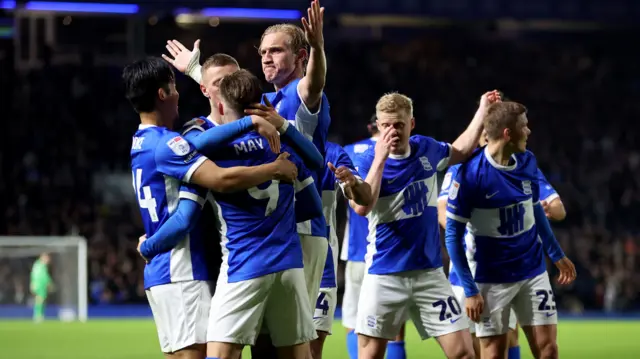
166, 136, 191, 156
522, 180, 532, 195
419, 156, 433, 171
449, 180, 460, 200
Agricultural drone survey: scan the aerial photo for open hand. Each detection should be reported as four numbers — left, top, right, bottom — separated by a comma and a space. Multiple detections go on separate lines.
375, 126, 399, 160
245, 95, 286, 129
554, 257, 577, 285
465, 293, 485, 323
162, 39, 200, 75
301, 0, 325, 49
252, 117, 281, 154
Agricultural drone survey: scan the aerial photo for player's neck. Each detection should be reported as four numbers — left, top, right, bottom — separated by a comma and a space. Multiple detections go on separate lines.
273, 68, 303, 92
208, 108, 222, 125
221, 111, 243, 124
486, 141, 515, 166
139, 112, 171, 128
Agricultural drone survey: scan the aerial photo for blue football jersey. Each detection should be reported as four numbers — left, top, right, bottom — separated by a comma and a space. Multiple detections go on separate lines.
353, 135, 451, 275
206, 132, 314, 282
537, 168, 559, 203
264, 78, 330, 238
130, 125, 209, 289
442, 163, 560, 286
319, 142, 361, 288
446, 148, 546, 284
340, 138, 376, 262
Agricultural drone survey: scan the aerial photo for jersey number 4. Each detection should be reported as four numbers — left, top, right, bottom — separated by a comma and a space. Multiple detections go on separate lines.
132, 169, 159, 222
248, 180, 280, 216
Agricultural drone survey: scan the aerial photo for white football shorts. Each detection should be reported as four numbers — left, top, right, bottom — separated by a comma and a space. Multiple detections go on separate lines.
314, 237, 339, 333
356, 268, 468, 340
146, 280, 213, 353
341, 260, 366, 329
475, 271, 558, 338
207, 268, 317, 347
451, 284, 516, 335
300, 234, 328, 314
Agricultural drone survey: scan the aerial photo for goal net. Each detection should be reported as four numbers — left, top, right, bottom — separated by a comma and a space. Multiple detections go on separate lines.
0, 236, 88, 322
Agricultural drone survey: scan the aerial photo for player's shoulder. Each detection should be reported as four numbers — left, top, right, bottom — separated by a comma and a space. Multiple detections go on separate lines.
409, 134, 447, 153
456, 148, 485, 180
182, 116, 214, 134
516, 150, 538, 172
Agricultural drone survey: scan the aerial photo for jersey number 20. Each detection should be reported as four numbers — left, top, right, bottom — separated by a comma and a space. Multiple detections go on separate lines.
248, 180, 280, 216
132, 169, 159, 222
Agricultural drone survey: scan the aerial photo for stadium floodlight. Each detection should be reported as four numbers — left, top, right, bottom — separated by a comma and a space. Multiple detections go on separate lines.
0, 236, 88, 322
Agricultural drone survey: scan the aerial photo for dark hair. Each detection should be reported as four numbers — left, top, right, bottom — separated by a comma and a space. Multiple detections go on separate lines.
219, 69, 263, 115
122, 57, 175, 113
484, 101, 528, 140
202, 53, 240, 71
367, 113, 379, 134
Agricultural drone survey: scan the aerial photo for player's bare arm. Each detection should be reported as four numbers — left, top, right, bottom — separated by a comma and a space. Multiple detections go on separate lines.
449, 90, 501, 165
328, 162, 372, 206
542, 197, 567, 221
297, 0, 327, 112
350, 127, 397, 216
437, 198, 447, 229
190, 153, 297, 192
163, 39, 203, 83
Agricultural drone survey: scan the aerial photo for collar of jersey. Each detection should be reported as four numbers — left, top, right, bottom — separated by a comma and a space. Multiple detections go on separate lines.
138, 124, 157, 129
484, 146, 517, 171
389, 147, 411, 160
206, 115, 221, 126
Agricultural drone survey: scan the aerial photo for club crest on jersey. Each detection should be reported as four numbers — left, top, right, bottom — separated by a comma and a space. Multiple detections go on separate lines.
419, 156, 433, 171
166, 136, 191, 156
522, 180, 532, 195
449, 180, 460, 200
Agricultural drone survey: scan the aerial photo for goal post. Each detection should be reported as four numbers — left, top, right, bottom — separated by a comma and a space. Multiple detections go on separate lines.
0, 236, 88, 322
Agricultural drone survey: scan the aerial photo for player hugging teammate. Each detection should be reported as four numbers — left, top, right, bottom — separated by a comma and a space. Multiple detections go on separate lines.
123, 1, 576, 358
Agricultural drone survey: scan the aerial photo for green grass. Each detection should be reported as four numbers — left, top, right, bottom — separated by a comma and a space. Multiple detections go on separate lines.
0, 319, 637, 358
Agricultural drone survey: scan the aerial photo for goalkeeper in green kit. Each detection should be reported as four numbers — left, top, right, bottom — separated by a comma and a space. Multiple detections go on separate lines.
30, 253, 53, 322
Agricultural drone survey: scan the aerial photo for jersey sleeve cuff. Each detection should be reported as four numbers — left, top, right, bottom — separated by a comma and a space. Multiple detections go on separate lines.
183, 156, 206, 183
542, 193, 559, 203
294, 176, 314, 193
182, 125, 206, 135
446, 211, 469, 223
179, 191, 206, 207
436, 143, 452, 171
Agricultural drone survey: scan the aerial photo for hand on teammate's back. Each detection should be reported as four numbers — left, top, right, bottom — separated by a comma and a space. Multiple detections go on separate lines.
301, 0, 325, 49
251, 117, 281, 154
162, 39, 200, 74
328, 162, 356, 188
465, 294, 484, 323
374, 126, 399, 160
272, 152, 298, 183
554, 257, 577, 285
137, 234, 149, 263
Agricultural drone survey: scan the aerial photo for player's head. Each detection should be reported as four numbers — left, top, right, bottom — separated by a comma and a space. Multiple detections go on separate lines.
259, 24, 308, 86
375, 92, 415, 154
200, 54, 240, 108
40, 253, 51, 265
122, 57, 178, 122
218, 69, 263, 121
483, 101, 529, 153
367, 114, 379, 136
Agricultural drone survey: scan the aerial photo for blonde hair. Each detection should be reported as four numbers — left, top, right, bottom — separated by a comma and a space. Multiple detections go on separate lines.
375, 92, 414, 118
260, 23, 308, 54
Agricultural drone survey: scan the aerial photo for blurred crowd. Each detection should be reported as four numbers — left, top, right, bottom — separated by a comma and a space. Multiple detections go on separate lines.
1, 24, 639, 311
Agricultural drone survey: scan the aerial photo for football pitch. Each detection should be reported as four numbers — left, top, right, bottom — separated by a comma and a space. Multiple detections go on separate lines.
1, 319, 637, 358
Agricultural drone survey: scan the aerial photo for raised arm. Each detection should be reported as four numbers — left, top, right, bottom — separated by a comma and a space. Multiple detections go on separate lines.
163, 39, 203, 84
448, 90, 501, 166
297, 0, 327, 112
184, 116, 280, 155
